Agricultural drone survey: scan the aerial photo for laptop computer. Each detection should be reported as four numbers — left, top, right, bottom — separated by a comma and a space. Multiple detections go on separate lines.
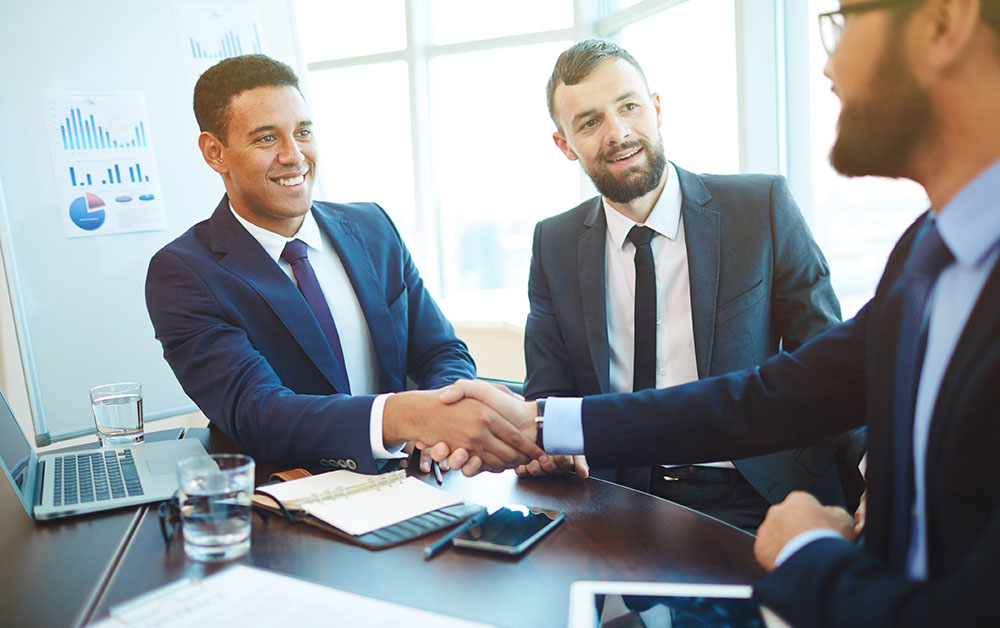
0, 386, 209, 520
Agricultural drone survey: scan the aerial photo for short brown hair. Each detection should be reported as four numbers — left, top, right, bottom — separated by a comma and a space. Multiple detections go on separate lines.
193, 54, 301, 143
545, 39, 648, 131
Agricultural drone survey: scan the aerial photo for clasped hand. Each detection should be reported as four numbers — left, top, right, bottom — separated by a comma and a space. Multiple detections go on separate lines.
415, 379, 586, 477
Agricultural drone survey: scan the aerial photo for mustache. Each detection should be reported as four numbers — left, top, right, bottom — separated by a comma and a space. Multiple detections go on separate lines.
599, 140, 646, 162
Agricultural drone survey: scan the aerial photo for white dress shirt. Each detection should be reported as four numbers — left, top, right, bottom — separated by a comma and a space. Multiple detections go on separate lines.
229, 204, 402, 460
604, 161, 699, 393
547, 163, 731, 468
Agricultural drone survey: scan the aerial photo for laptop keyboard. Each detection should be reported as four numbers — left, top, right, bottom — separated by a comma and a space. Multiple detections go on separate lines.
52, 449, 144, 506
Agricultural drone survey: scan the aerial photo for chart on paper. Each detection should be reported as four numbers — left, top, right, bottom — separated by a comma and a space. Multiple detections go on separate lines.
173, 6, 266, 88
43, 91, 166, 238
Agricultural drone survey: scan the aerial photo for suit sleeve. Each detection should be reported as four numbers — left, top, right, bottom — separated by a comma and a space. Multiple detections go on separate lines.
768, 176, 842, 348
581, 300, 869, 468
769, 177, 867, 505
375, 205, 476, 390
754, 523, 1000, 627
146, 249, 378, 473
523, 220, 582, 400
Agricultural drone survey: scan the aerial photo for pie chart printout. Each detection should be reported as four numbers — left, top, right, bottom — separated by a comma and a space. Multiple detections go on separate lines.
69, 192, 107, 231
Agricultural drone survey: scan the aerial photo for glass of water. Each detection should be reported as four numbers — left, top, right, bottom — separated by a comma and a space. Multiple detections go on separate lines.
89, 382, 144, 447
176, 454, 255, 562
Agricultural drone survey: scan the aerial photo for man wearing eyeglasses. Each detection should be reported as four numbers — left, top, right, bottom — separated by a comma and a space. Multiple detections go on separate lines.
440, 1, 1000, 624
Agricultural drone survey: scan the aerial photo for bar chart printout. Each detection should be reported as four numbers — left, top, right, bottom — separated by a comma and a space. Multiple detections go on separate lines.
174, 6, 266, 88
43, 91, 167, 238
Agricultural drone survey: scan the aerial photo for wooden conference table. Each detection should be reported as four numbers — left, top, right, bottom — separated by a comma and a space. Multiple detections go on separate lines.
3, 428, 766, 627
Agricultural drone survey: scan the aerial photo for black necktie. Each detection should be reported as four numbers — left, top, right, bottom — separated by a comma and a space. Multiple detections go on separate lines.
281, 239, 351, 394
889, 220, 952, 569
627, 225, 656, 392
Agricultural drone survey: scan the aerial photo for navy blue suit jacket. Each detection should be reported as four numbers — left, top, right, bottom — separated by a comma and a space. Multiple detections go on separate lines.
581, 214, 1000, 626
145, 196, 475, 474
525, 166, 861, 508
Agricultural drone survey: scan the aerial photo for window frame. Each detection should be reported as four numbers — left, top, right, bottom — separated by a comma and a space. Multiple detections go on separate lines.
292, 0, 785, 320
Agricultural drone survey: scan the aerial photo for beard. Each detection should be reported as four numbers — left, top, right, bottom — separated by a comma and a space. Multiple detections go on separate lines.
830, 29, 935, 178
583, 136, 667, 204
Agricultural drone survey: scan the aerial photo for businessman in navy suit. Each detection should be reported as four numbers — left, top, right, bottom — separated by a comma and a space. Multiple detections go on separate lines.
146, 55, 541, 474
441, 1, 1000, 624
521, 39, 862, 531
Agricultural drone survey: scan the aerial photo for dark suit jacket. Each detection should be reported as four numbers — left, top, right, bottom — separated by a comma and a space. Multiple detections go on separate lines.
525, 166, 860, 508
581, 213, 1000, 626
145, 196, 475, 474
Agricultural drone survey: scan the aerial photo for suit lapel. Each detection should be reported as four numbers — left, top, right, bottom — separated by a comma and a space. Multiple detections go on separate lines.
676, 167, 720, 379
579, 198, 611, 393
208, 197, 350, 393
926, 257, 1000, 457
313, 205, 402, 391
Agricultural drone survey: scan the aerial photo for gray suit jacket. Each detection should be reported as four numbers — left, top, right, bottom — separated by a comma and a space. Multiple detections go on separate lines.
524, 165, 862, 507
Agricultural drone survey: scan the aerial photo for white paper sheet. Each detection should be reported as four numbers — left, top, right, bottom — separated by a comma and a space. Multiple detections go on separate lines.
91, 565, 493, 628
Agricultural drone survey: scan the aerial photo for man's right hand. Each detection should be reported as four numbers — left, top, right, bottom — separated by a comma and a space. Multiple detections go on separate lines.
432, 379, 545, 475
382, 389, 544, 473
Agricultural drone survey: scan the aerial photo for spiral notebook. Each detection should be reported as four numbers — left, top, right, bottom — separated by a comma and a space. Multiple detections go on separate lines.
253, 469, 484, 549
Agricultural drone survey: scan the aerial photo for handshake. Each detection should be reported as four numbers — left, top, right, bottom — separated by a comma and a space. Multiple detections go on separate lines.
382, 379, 589, 478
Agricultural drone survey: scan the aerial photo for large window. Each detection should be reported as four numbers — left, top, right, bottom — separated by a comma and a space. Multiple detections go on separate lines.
293, 0, 744, 323
620, 1, 739, 174
797, 0, 928, 317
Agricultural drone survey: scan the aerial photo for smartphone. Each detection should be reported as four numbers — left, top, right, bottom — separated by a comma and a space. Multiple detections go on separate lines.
452, 504, 565, 555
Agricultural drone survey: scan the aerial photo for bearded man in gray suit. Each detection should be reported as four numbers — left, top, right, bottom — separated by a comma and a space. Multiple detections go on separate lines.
522, 39, 864, 532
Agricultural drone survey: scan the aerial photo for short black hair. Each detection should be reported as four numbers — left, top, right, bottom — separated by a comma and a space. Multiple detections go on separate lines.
546, 39, 648, 131
193, 54, 300, 143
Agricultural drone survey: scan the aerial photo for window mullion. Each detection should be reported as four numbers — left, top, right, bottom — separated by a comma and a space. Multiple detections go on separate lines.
406, 0, 444, 296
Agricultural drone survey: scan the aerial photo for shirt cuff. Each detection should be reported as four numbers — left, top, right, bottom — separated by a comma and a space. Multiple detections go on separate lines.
774, 529, 849, 568
370, 393, 406, 460
540, 397, 584, 455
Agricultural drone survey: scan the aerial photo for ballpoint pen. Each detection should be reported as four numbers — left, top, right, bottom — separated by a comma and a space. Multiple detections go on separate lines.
411, 447, 444, 485
423, 509, 490, 560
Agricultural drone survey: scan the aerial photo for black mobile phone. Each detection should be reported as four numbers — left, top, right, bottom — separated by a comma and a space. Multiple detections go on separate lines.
451, 504, 565, 555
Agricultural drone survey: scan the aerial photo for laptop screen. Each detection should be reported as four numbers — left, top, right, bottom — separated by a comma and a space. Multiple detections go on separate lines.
0, 388, 36, 515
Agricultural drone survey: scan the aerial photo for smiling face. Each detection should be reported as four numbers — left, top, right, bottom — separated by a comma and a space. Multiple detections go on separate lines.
199, 85, 317, 236
551, 58, 666, 206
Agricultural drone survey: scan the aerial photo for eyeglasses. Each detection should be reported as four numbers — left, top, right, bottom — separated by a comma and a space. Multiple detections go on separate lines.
818, 1, 916, 54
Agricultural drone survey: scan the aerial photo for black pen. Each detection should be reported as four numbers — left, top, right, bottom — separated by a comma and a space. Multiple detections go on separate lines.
423, 509, 489, 560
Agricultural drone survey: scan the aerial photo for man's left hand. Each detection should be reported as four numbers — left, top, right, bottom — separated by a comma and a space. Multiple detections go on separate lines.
754, 491, 854, 572
516, 455, 589, 478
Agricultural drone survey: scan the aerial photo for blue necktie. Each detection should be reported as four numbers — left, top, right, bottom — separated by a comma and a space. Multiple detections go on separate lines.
889, 220, 952, 569
627, 225, 656, 392
281, 239, 351, 394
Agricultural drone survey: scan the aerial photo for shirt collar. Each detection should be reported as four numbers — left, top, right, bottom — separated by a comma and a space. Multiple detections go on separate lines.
228, 202, 326, 263
936, 157, 1000, 268
604, 161, 682, 250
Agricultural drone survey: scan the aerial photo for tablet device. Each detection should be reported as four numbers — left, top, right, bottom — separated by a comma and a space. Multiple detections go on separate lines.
451, 504, 564, 555
567, 581, 792, 628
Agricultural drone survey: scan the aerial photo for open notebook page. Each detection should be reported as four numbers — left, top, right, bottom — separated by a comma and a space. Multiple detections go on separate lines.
256, 470, 462, 536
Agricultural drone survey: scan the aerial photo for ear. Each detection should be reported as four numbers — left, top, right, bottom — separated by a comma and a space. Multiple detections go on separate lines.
198, 131, 229, 175
919, 0, 982, 72
552, 131, 579, 162
651, 91, 663, 128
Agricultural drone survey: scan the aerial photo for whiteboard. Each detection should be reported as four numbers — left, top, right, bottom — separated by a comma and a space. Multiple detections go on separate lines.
0, 0, 305, 444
